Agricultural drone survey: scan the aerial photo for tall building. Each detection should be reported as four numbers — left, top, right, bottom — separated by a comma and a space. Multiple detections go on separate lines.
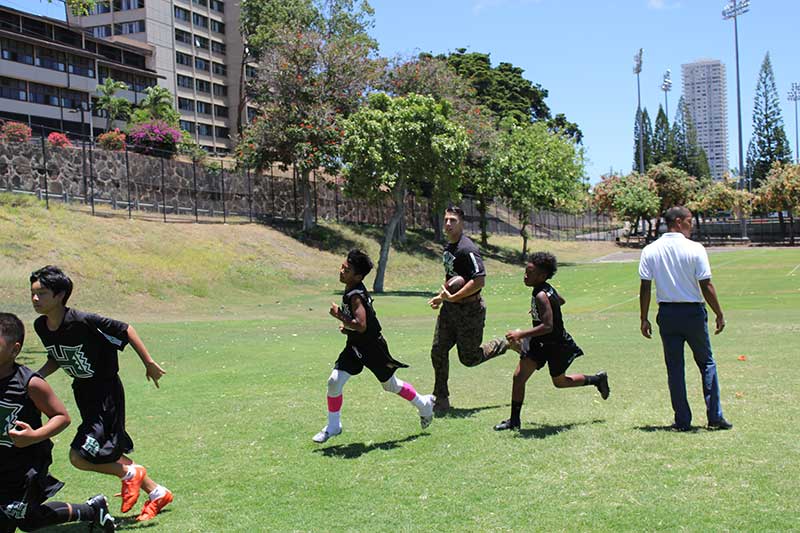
68, 0, 253, 154
0, 4, 159, 137
681, 59, 729, 180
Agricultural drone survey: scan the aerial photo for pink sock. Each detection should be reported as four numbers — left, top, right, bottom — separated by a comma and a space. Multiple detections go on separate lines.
327, 395, 343, 412
398, 382, 417, 402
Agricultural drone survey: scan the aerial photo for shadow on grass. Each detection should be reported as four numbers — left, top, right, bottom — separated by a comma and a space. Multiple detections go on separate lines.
515, 418, 605, 440
313, 433, 429, 459
36, 511, 166, 532
436, 404, 506, 419
375, 290, 433, 298
635, 424, 701, 433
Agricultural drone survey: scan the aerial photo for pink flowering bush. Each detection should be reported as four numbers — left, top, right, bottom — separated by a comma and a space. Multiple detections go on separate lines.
47, 132, 73, 149
0, 121, 32, 143
97, 128, 126, 151
127, 120, 182, 157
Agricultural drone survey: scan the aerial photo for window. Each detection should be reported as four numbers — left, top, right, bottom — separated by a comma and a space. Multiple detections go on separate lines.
195, 79, 211, 93
196, 101, 211, 114
97, 44, 122, 63
0, 77, 27, 102
246, 106, 258, 122
213, 84, 227, 97
174, 6, 190, 22
192, 0, 207, 6
175, 28, 192, 44
29, 83, 60, 106
114, 0, 144, 10
114, 20, 145, 35
210, 0, 224, 13
197, 123, 213, 136
245, 65, 257, 79
1, 38, 34, 65
61, 89, 87, 110
214, 105, 228, 117
68, 55, 95, 78
212, 62, 226, 76
178, 97, 195, 111
194, 35, 209, 49
21, 17, 48, 39
177, 74, 194, 89
215, 126, 229, 138
192, 13, 208, 28
176, 51, 192, 66
211, 41, 225, 55
35, 47, 66, 72
91, 1, 111, 13
180, 120, 196, 134
210, 20, 224, 34
194, 57, 209, 71
123, 52, 145, 69
54, 27, 82, 47
87, 25, 112, 38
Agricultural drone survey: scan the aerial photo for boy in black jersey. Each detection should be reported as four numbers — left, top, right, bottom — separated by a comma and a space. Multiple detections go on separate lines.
28, 266, 172, 521
494, 253, 610, 431
313, 249, 435, 443
0, 312, 116, 533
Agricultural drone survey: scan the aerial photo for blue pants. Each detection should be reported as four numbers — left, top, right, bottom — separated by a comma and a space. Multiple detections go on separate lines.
656, 303, 724, 427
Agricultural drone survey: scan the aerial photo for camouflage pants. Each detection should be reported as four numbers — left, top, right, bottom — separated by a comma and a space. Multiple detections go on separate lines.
430, 299, 508, 399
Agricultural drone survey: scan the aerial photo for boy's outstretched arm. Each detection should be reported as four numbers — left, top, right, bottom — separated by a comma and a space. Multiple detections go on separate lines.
127, 325, 166, 388
9, 376, 70, 448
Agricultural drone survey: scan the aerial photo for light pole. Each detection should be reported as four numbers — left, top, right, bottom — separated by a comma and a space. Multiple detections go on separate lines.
661, 69, 672, 119
634, 48, 644, 174
789, 82, 800, 164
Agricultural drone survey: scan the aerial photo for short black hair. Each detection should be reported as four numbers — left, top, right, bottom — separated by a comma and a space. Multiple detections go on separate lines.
0, 312, 25, 348
528, 252, 558, 280
347, 249, 373, 278
30, 265, 73, 306
664, 206, 691, 229
444, 206, 465, 221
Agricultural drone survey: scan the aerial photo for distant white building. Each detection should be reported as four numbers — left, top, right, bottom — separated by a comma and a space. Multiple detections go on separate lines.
681, 59, 729, 180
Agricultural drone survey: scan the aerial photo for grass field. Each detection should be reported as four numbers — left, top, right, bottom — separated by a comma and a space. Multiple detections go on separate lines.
3, 196, 799, 531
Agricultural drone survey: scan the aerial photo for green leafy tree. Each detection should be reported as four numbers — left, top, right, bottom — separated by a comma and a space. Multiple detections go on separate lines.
491, 122, 585, 256
340, 93, 468, 292
755, 163, 800, 244
129, 86, 180, 126
652, 105, 672, 165
612, 172, 660, 237
746, 53, 793, 188
96, 78, 131, 132
646, 162, 699, 237
633, 107, 653, 173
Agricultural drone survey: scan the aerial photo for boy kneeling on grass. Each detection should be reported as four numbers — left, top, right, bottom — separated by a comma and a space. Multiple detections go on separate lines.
495, 252, 610, 431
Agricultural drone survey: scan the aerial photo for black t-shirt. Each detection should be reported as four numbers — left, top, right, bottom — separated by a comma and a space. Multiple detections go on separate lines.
0, 364, 52, 476
443, 234, 486, 283
530, 282, 567, 343
33, 308, 129, 381
341, 282, 382, 343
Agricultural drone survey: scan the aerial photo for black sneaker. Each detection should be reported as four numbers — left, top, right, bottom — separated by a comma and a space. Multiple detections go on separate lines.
494, 419, 520, 431
670, 423, 691, 432
86, 494, 116, 532
595, 371, 610, 400
708, 418, 733, 430
432, 396, 450, 414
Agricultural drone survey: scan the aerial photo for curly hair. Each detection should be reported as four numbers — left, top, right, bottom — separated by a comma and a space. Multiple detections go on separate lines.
528, 252, 558, 280
346, 249, 374, 278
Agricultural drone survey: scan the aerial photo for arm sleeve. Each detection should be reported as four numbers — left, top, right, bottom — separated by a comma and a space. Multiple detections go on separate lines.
695, 246, 712, 280
84, 313, 130, 351
638, 250, 653, 280
458, 250, 485, 279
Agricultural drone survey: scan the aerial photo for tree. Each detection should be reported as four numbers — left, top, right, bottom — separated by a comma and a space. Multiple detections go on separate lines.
633, 107, 653, 173
646, 162, 699, 237
96, 78, 130, 132
491, 122, 585, 256
340, 93, 468, 292
611, 172, 660, 238
129, 86, 180, 126
671, 97, 710, 180
652, 105, 672, 165
755, 163, 800, 244
747, 53, 793, 188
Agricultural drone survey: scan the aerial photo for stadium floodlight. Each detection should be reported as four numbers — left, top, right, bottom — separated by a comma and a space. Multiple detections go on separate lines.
661, 69, 672, 118
633, 49, 644, 174
789, 83, 800, 164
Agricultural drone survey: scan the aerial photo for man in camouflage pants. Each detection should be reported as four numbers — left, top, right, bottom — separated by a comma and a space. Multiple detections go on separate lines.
428, 206, 508, 413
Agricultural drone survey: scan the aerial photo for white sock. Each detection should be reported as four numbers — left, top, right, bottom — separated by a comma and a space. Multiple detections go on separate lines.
327, 411, 341, 431
411, 394, 426, 410
149, 485, 167, 501
121, 465, 136, 481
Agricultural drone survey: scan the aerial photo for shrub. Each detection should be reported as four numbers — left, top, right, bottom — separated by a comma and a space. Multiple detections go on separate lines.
97, 128, 126, 151
47, 131, 73, 149
127, 120, 183, 157
0, 121, 32, 143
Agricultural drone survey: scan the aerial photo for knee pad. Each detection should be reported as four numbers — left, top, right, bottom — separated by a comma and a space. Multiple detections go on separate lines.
326, 370, 350, 397
381, 375, 403, 394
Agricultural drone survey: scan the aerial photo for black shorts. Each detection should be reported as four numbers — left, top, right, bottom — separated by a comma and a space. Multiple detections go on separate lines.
521, 333, 584, 377
0, 452, 63, 531
335, 336, 409, 383
71, 375, 134, 464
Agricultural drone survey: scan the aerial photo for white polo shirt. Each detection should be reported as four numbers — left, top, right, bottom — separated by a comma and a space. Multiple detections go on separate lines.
638, 232, 711, 303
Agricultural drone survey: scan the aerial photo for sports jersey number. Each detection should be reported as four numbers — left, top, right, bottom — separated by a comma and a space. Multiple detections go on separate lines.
46, 344, 94, 378
0, 401, 23, 448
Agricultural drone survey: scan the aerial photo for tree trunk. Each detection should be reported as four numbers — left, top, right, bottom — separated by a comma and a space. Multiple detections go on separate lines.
393, 210, 407, 243
299, 168, 314, 232
373, 182, 406, 293
695, 212, 703, 241
477, 194, 489, 247
778, 211, 786, 243
631, 215, 640, 237
789, 210, 795, 246
429, 204, 443, 242
236, 56, 248, 135
519, 213, 529, 257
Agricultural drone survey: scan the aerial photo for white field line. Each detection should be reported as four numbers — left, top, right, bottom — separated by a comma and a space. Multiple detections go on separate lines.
788, 263, 800, 277
594, 295, 638, 315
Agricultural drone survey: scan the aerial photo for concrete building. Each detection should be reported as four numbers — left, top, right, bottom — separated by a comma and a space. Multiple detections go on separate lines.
68, 0, 252, 154
0, 4, 159, 138
681, 59, 729, 180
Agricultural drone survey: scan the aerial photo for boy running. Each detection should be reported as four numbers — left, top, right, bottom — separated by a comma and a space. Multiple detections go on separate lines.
29, 266, 172, 521
313, 249, 435, 443
0, 312, 116, 532
494, 252, 610, 431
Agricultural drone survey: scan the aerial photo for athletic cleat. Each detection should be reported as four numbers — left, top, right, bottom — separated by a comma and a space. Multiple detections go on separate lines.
419, 394, 435, 429
312, 426, 342, 443
708, 418, 733, 430
595, 371, 610, 400
135, 489, 173, 522
432, 396, 450, 414
86, 494, 116, 532
494, 419, 521, 431
120, 464, 146, 513
483, 337, 510, 360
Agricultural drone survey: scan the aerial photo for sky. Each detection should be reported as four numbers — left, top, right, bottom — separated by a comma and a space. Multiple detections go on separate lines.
4, 0, 799, 183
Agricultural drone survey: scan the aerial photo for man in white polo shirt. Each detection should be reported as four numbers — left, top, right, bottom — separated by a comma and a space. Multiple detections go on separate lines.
638, 206, 732, 431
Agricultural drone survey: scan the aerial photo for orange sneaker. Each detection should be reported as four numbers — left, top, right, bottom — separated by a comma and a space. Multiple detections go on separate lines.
136, 489, 173, 522
120, 465, 147, 513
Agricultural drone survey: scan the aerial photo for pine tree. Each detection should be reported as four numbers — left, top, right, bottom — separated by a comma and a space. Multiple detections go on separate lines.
747, 52, 792, 187
670, 97, 708, 179
633, 107, 653, 173
652, 105, 672, 165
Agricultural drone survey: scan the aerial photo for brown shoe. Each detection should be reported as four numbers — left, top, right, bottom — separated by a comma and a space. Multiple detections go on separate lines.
432, 396, 450, 413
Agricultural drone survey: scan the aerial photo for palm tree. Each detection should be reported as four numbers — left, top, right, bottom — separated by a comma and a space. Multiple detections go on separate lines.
96, 78, 131, 132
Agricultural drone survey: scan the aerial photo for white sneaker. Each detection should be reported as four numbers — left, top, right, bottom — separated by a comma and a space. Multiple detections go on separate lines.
312, 426, 342, 443
419, 394, 435, 429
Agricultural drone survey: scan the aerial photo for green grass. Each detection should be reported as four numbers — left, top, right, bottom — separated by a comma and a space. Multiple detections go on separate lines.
3, 197, 799, 531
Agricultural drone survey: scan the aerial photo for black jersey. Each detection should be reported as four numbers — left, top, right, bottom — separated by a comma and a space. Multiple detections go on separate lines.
530, 282, 567, 343
341, 282, 381, 343
0, 365, 52, 477
33, 308, 129, 381
443, 234, 486, 283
